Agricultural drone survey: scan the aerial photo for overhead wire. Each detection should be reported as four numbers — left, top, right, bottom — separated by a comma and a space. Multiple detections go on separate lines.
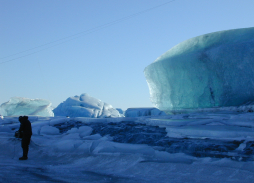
0, 0, 177, 65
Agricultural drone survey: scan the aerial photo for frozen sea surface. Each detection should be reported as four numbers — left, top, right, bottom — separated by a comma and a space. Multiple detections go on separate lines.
1, 110, 254, 182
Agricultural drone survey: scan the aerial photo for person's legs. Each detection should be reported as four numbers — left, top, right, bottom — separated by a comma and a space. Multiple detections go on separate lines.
20, 136, 31, 160
23, 146, 28, 158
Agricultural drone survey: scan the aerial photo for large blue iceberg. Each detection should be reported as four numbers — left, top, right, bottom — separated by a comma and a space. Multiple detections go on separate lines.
53, 93, 121, 118
0, 97, 54, 116
144, 27, 254, 111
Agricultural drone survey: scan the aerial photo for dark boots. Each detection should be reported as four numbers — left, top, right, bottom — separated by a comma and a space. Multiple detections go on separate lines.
19, 147, 28, 160
19, 156, 28, 160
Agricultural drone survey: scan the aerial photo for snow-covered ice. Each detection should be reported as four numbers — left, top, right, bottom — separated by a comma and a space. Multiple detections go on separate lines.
144, 27, 254, 111
53, 93, 122, 118
116, 108, 125, 116
1, 109, 254, 182
0, 97, 54, 117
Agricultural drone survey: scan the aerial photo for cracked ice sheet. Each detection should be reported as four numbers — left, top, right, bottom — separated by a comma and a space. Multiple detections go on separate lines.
165, 125, 254, 140
0, 114, 254, 182
0, 141, 254, 183
139, 111, 254, 141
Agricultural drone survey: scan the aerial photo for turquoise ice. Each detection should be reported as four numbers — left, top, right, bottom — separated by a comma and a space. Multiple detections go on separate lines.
144, 27, 254, 111
0, 97, 54, 116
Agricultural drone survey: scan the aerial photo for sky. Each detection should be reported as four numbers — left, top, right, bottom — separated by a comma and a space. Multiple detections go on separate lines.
1, 0, 254, 110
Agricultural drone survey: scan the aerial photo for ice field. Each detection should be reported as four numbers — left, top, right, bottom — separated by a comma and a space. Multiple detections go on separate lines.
2, 1, 254, 182
1, 109, 254, 182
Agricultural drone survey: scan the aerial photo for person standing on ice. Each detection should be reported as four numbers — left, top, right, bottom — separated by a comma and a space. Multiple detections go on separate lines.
18, 116, 32, 160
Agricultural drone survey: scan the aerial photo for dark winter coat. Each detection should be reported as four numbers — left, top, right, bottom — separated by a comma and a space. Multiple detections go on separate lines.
18, 116, 32, 137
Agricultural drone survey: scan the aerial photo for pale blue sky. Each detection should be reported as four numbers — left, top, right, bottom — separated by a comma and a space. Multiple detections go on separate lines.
1, 0, 254, 110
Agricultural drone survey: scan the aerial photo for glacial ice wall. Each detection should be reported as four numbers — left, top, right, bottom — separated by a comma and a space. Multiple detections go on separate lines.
0, 97, 54, 116
53, 93, 121, 118
125, 108, 166, 117
144, 27, 254, 111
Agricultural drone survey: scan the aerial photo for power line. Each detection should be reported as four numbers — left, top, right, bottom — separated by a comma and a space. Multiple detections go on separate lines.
0, 0, 177, 65
0, 24, 120, 64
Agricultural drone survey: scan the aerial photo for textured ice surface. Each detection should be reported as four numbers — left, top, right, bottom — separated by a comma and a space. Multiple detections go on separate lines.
53, 93, 121, 118
144, 27, 254, 111
51, 114, 254, 161
40, 125, 60, 135
125, 107, 166, 117
0, 97, 54, 117
1, 112, 254, 182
